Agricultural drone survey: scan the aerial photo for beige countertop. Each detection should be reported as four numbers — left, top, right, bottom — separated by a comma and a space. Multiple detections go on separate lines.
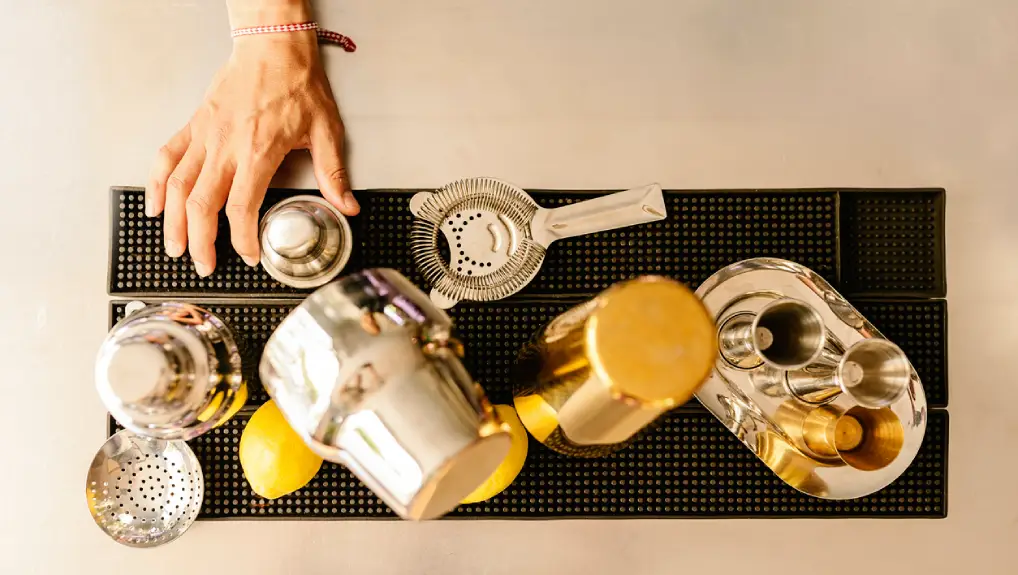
2, 1, 1016, 573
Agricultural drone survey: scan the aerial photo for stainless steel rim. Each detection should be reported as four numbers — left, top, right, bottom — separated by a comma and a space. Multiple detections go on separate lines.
259, 195, 353, 289
85, 430, 204, 547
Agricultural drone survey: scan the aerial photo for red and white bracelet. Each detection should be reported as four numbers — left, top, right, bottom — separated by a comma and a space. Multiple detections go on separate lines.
231, 21, 356, 52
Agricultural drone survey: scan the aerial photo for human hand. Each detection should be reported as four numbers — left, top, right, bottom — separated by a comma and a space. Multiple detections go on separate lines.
146, 4, 357, 277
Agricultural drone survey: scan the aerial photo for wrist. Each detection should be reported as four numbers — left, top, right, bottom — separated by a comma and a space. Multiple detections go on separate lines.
227, 0, 312, 28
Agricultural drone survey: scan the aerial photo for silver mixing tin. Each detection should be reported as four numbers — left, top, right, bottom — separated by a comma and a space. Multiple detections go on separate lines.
259, 269, 510, 520
95, 302, 244, 440
259, 195, 353, 289
694, 258, 927, 499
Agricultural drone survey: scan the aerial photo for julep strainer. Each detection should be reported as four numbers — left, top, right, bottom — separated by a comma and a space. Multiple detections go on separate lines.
85, 430, 204, 547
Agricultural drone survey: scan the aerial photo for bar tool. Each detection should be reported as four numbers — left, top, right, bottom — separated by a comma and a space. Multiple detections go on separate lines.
96, 303, 245, 440
259, 268, 511, 520
695, 257, 927, 499
259, 195, 353, 288
785, 338, 911, 408
799, 405, 905, 471
409, 177, 667, 308
85, 430, 203, 548
719, 298, 826, 370
513, 276, 716, 458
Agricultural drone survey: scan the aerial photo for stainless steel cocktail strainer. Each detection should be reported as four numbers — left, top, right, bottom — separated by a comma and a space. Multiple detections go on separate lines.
409, 178, 666, 308
85, 430, 204, 547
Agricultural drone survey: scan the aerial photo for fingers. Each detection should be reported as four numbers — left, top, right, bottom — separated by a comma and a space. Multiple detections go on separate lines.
146, 125, 191, 217
309, 119, 359, 215
226, 150, 285, 267
163, 145, 206, 258
186, 154, 235, 277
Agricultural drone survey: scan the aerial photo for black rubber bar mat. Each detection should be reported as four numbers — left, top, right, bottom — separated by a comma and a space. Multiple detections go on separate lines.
106, 186, 949, 519
110, 187, 943, 299
839, 191, 946, 298
109, 297, 949, 519
111, 408, 947, 519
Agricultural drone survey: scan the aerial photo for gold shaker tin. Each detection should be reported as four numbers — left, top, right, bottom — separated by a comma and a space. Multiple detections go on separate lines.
513, 276, 717, 457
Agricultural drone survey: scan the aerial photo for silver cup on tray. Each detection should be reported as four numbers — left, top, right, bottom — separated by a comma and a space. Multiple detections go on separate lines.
785, 338, 911, 408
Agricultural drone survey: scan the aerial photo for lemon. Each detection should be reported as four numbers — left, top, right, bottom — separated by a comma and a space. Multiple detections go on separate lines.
197, 383, 248, 428
240, 400, 324, 499
461, 404, 529, 504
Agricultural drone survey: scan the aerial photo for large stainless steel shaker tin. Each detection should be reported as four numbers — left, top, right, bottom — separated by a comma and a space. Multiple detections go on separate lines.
259, 195, 353, 288
95, 303, 245, 440
513, 276, 717, 458
259, 269, 510, 520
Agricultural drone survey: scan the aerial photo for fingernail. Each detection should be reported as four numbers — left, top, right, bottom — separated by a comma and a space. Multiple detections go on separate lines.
145, 197, 154, 217
241, 255, 259, 267
165, 240, 184, 257
343, 192, 360, 213
194, 261, 213, 277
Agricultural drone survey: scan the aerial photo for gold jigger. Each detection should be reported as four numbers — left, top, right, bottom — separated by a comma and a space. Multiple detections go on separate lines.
799, 405, 905, 471
513, 276, 717, 458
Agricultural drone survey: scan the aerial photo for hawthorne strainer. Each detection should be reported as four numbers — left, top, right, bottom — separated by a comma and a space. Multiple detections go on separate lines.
85, 430, 204, 547
409, 178, 666, 308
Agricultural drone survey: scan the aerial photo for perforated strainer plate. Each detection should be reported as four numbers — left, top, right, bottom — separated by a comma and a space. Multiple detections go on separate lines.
410, 179, 547, 307
86, 430, 204, 547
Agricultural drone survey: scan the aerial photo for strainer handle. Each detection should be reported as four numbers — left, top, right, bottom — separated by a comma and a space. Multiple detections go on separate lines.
534, 184, 666, 245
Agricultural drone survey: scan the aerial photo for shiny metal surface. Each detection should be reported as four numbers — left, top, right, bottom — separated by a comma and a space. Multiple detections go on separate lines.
259, 195, 353, 289
695, 258, 927, 499
513, 276, 716, 457
96, 303, 245, 440
85, 430, 203, 548
408, 178, 666, 308
719, 298, 826, 370
259, 268, 510, 520
785, 336, 911, 408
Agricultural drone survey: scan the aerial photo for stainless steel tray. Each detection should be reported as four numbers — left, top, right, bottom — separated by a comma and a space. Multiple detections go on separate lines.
695, 258, 927, 499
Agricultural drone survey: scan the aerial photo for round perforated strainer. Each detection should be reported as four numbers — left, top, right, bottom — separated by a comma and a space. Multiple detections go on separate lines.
85, 430, 204, 547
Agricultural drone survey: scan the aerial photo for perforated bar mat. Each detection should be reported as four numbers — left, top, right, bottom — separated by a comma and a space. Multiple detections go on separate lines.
110, 187, 944, 299
839, 191, 946, 298
109, 298, 949, 518
110, 407, 947, 519
107, 186, 949, 519
110, 298, 949, 409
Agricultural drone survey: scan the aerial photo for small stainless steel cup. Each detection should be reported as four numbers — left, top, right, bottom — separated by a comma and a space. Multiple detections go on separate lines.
785, 338, 911, 408
719, 298, 826, 370
260, 195, 353, 288
95, 303, 245, 440
259, 269, 510, 520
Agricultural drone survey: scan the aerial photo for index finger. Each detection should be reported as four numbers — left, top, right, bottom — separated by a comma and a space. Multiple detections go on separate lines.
146, 124, 191, 217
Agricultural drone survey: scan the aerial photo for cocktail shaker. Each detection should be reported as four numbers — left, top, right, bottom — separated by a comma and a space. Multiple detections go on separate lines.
95, 303, 246, 440
259, 269, 510, 520
513, 276, 717, 458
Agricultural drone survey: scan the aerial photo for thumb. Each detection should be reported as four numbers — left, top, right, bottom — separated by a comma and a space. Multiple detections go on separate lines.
309, 120, 359, 216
